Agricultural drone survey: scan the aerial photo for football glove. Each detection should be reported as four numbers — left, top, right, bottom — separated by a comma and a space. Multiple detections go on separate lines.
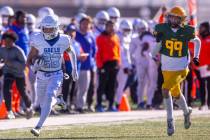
193, 58, 199, 66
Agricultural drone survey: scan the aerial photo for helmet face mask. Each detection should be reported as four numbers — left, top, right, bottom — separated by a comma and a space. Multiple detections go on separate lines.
41, 15, 59, 40
27, 22, 35, 32
42, 26, 58, 40
97, 18, 107, 25
120, 20, 133, 36
134, 19, 148, 35
2, 15, 9, 26
122, 28, 132, 36
96, 18, 108, 31
110, 16, 118, 23
137, 27, 147, 35
167, 14, 182, 28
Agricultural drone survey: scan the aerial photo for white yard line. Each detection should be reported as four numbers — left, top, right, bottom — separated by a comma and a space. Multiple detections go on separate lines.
0, 109, 209, 130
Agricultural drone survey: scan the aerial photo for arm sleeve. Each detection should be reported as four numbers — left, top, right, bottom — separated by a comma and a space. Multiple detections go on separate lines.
129, 39, 137, 65
190, 37, 201, 58
121, 47, 131, 68
66, 38, 77, 71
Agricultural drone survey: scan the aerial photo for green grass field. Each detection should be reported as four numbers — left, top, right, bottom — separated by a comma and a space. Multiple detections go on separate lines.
0, 116, 209, 140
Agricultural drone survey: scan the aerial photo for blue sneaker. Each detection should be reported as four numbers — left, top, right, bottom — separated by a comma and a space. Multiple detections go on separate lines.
95, 105, 105, 112
137, 102, 145, 110
107, 107, 118, 112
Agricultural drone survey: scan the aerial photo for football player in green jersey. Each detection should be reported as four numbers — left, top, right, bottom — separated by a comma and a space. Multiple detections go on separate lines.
153, 6, 201, 136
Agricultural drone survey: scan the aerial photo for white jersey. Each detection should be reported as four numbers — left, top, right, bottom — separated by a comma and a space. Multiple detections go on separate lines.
130, 36, 140, 65
140, 34, 157, 57
161, 55, 189, 71
118, 33, 132, 69
30, 33, 71, 72
131, 34, 156, 66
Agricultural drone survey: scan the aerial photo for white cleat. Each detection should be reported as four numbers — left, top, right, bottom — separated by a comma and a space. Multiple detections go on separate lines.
31, 127, 41, 137
7, 111, 15, 119
184, 107, 192, 129
167, 119, 175, 136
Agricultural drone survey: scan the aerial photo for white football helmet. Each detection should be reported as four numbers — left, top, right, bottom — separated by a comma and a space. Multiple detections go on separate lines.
95, 10, 109, 32
134, 19, 148, 34
27, 14, 36, 24
38, 7, 54, 20
0, 6, 14, 26
75, 13, 87, 24
132, 18, 141, 33
119, 20, 133, 36
0, 6, 14, 16
27, 14, 36, 32
107, 7, 120, 23
40, 15, 59, 40
147, 20, 157, 32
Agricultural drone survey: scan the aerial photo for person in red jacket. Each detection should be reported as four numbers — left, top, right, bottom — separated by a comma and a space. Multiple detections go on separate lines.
96, 20, 121, 112
198, 22, 210, 110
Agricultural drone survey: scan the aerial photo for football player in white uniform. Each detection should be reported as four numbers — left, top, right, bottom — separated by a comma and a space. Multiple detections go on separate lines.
26, 13, 40, 110
93, 10, 109, 38
115, 20, 132, 108
132, 18, 142, 38
0, 6, 14, 31
107, 7, 120, 32
130, 19, 158, 109
27, 15, 78, 137
26, 14, 40, 35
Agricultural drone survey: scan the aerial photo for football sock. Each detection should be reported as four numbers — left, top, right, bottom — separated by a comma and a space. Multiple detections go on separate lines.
175, 94, 189, 115
164, 95, 173, 120
36, 95, 56, 128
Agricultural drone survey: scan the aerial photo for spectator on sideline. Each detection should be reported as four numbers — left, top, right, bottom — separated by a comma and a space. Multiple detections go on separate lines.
62, 24, 87, 112
75, 16, 96, 113
198, 22, 210, 110
96, 20, 121, 112
0, 31, 33, 119
9, 10, 29, 55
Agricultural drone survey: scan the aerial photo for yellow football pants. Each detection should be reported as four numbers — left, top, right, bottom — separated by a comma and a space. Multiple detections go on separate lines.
162, 69, 189, 97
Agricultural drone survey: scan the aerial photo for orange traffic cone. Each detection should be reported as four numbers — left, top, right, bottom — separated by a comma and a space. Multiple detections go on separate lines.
0, 100, 8, 119
119, 94, 131, 111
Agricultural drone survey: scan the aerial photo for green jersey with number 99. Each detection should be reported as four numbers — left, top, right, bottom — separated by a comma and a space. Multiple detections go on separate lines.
154, 23, 195, 58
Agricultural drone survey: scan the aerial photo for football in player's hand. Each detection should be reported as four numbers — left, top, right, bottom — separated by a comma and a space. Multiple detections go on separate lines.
32, 55, 44, 65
